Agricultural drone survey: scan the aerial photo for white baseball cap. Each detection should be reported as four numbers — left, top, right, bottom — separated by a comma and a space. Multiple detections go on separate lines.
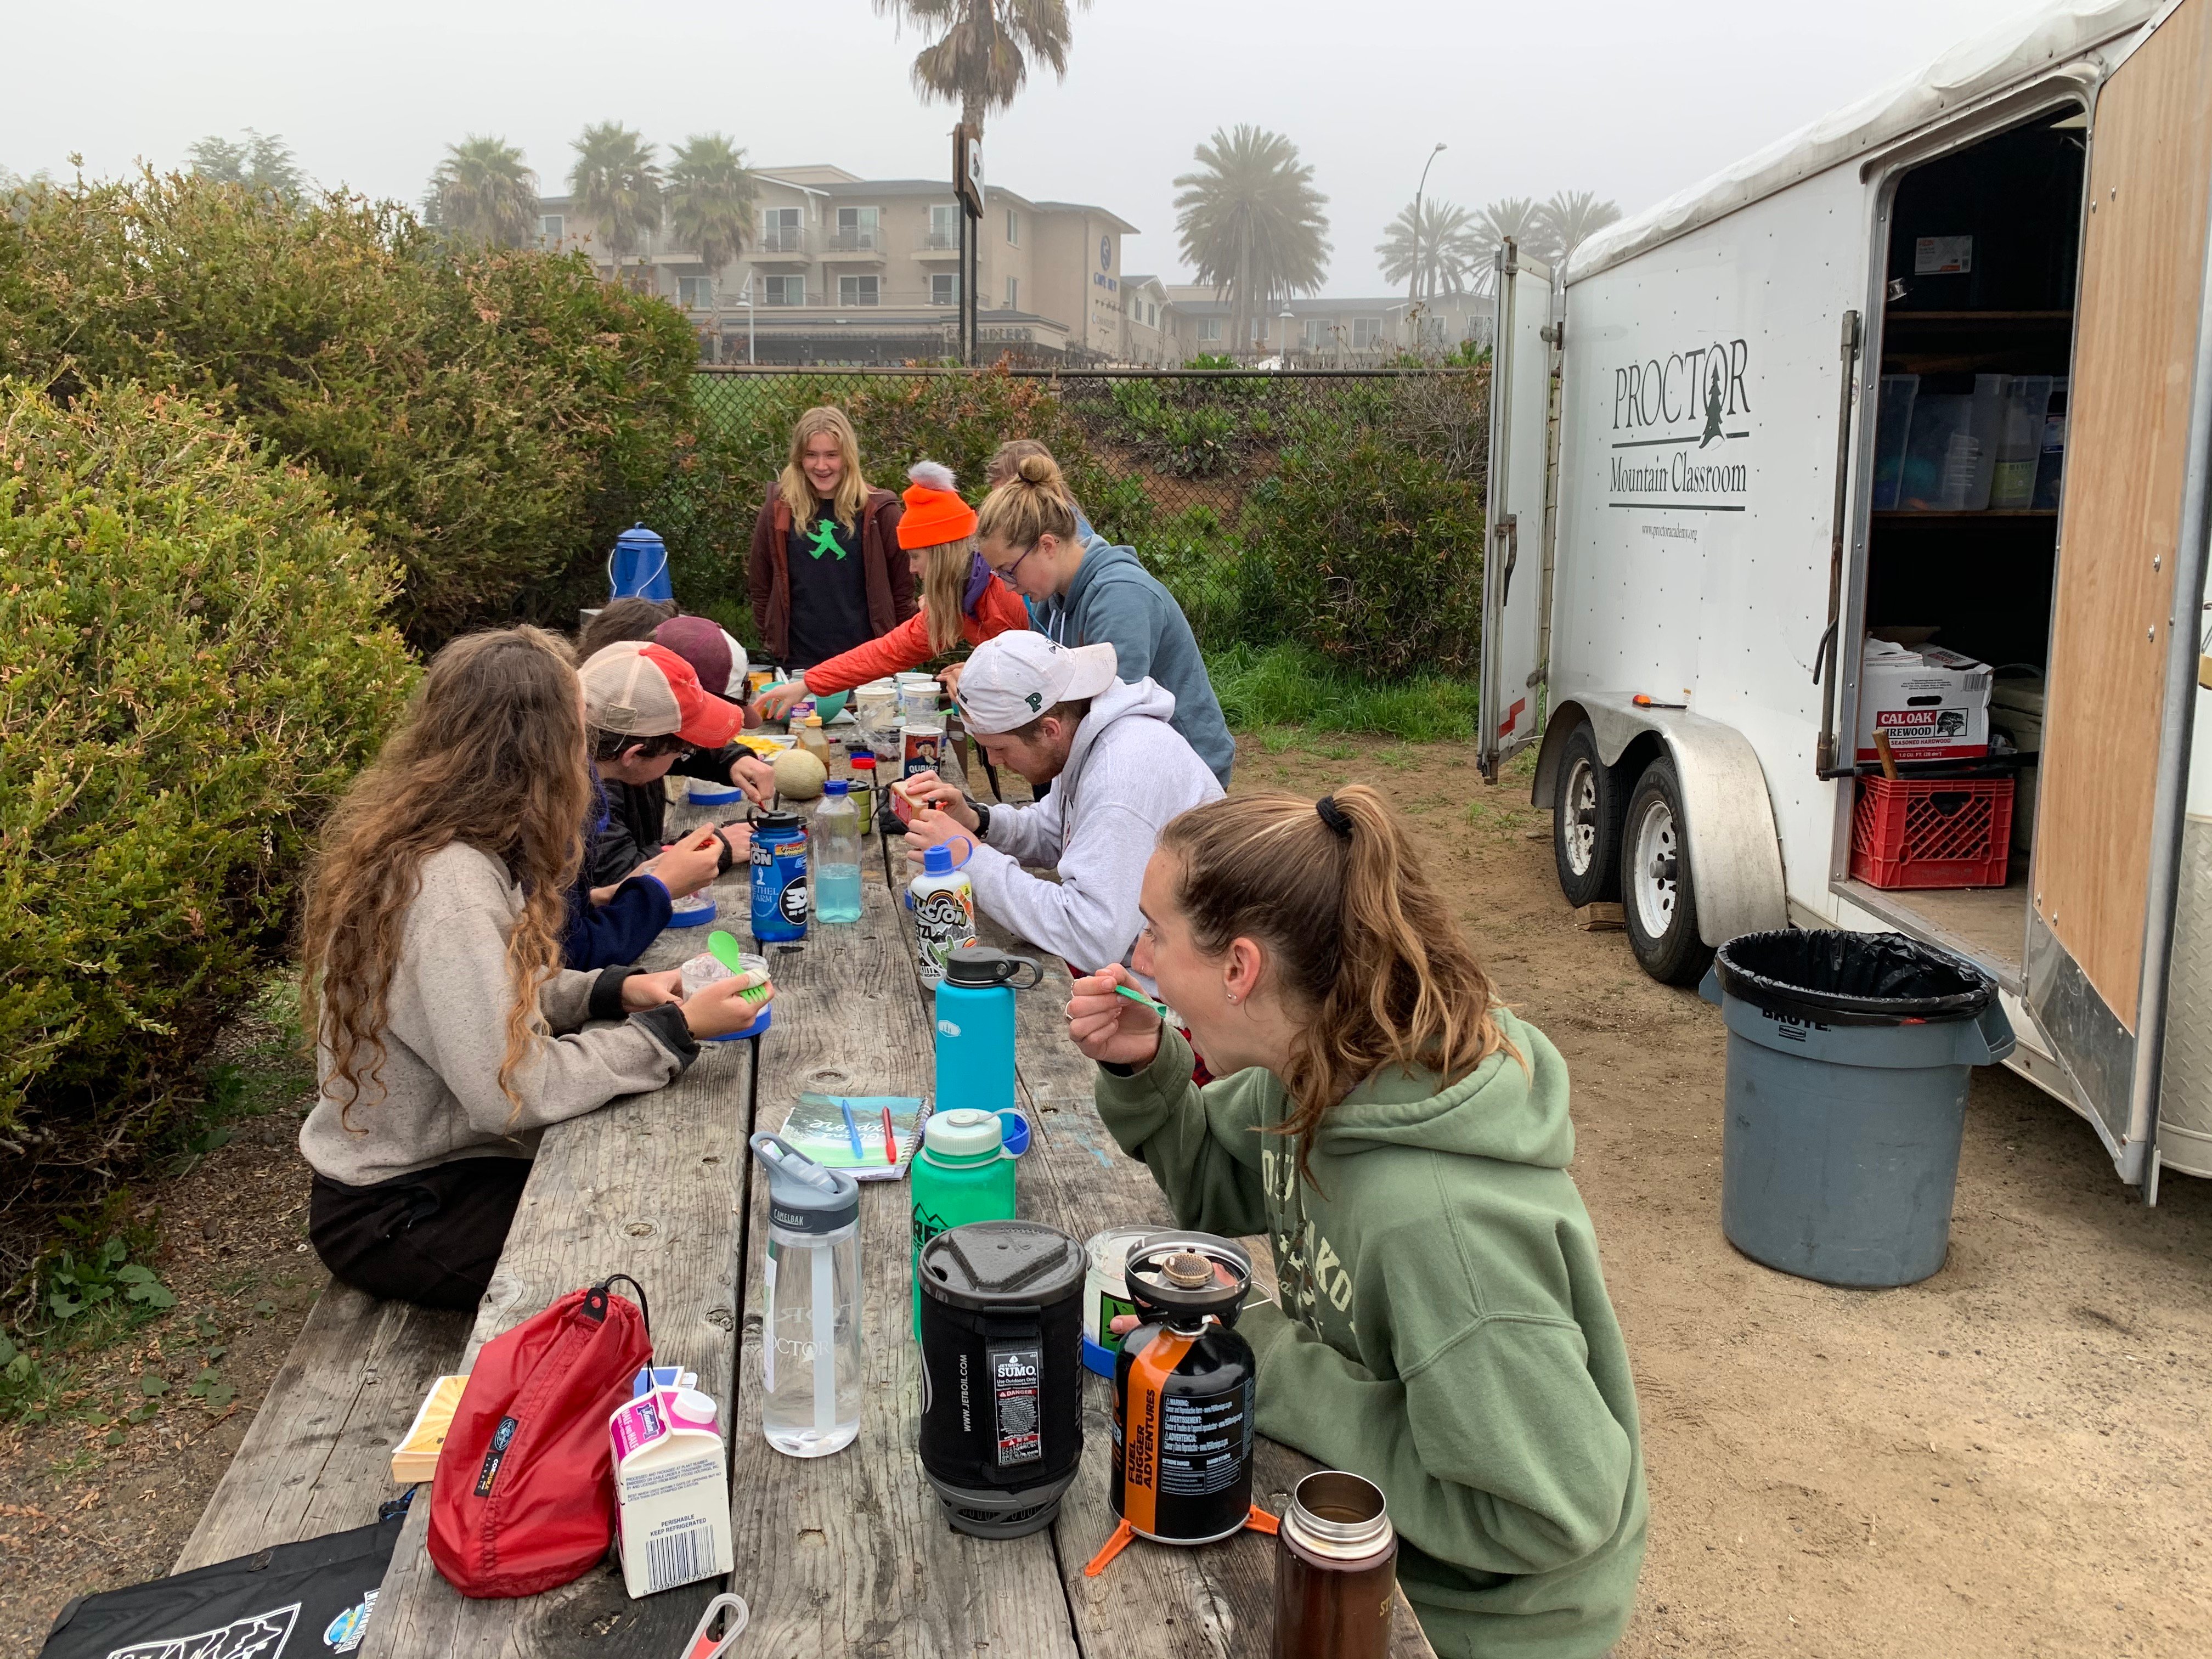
956, 633, 1119, 735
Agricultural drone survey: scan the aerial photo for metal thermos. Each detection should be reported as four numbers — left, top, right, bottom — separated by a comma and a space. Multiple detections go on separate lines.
1110, 1234, 1257, 1546
1271, 1470, 1398, 1659
916, 1221, 1086, 1538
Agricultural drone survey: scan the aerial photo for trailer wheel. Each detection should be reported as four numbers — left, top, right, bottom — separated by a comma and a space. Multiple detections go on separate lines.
1552, 725, 1625, 906
1622, 758, 1717, 987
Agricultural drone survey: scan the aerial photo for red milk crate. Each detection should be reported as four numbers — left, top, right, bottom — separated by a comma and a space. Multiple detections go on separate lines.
1850, 775, 2015, 890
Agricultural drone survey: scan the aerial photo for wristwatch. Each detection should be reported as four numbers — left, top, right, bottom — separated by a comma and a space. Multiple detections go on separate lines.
966, 798, 991, 841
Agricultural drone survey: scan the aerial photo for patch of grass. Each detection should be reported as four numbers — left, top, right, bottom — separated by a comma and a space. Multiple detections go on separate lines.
1208, 644, 1479, 743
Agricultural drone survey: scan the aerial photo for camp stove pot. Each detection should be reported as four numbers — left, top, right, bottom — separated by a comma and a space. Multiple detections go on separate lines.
917, 1221, 1085, 1538
1110, 1233, 1257, 1546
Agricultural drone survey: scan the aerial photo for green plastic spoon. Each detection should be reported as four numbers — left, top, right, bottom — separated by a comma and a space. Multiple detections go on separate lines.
707, 930, 771, 1003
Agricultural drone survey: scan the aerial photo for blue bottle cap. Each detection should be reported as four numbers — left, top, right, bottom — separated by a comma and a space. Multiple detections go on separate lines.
923, 843, 955, 876
997, 1109, 1030, 1157
823, 780, 849, 795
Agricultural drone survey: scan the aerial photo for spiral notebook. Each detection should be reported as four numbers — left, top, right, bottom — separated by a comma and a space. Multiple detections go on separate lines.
777, 1093, 929, 1181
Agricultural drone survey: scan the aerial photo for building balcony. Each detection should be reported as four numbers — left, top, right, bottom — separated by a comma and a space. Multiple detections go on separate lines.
820, 231, 885, 262
913, 230, 961, 259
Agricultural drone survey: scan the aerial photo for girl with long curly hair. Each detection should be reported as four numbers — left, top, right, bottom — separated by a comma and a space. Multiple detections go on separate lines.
297, 627, 770, 1310
1066, 787, 1646, 1657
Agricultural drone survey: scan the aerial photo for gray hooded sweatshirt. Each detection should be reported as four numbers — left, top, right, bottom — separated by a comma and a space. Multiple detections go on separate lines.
968, 675, 1224, 975
1032, 536, 1235, 787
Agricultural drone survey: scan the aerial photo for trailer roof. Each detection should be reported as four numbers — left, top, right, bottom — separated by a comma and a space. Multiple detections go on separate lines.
1566, 0, 2165, 285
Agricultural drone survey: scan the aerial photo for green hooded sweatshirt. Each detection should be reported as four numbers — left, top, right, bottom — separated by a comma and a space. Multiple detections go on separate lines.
1095, 1011, 1646, 1659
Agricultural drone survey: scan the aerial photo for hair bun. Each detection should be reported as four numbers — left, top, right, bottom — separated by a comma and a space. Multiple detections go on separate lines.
1017, 453, 1058, 485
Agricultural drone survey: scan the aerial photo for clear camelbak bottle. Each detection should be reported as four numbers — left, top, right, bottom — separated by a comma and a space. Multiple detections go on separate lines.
749, 1133, 863, 1457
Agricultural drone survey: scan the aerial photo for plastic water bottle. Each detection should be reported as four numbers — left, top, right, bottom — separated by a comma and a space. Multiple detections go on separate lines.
908, 841, 977, 983
751, 1134, 863, 1458
909, 1108, 1015, 1338
812, 782, 862, 924
936, 946, 1043, 1119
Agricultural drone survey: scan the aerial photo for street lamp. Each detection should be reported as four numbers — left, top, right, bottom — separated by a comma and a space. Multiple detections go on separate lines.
1280, 308, 1295, 370
1411, 141, 1447, 314
736, 284, 755, 365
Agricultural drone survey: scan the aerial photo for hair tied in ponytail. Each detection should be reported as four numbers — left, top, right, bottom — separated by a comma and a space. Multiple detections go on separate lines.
1315, 796, 1354, 839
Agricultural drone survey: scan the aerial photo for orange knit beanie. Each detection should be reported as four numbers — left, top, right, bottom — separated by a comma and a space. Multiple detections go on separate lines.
898, 460, 979, 549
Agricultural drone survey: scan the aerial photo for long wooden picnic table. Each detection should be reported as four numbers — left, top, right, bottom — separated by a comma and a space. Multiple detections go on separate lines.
364, 786, 1435, 1658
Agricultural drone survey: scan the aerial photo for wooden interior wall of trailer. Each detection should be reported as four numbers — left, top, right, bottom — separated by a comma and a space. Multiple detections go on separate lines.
2036, 0, 2212, 1028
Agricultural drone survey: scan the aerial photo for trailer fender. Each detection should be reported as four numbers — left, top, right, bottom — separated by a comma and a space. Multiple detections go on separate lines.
1534, 697, 1789, 947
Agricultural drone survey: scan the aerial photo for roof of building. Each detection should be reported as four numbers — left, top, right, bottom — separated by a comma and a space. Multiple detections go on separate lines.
1569, 0, 2158, 283
1029, 201, 1141, 235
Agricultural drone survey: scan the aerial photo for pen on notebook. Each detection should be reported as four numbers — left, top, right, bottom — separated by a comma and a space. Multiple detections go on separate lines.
882, 1104, 898, 1166
839, 1099, 862, 1159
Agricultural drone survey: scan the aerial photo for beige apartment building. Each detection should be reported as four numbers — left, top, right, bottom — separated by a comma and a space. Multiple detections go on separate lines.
1163, 286, 1492, 362
539, 163, 1137, 364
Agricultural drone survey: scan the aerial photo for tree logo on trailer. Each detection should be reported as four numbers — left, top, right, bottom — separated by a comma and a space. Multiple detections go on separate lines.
1608, 336, 1752, 514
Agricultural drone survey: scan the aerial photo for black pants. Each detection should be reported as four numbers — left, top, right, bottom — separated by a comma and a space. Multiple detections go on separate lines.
308, 1156, 532, 1311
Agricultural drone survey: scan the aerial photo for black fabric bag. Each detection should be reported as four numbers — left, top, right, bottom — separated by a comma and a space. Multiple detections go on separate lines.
40, 1497, 408, 1659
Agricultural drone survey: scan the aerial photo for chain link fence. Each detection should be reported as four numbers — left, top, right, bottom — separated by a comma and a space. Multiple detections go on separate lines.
685, 366, 1491, 679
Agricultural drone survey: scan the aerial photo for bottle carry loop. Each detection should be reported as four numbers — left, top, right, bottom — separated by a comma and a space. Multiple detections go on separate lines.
587, 1273, 652, 1335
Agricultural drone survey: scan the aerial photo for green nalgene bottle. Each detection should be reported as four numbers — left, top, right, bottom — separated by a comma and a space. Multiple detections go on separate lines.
910, 1108, 1015, 1338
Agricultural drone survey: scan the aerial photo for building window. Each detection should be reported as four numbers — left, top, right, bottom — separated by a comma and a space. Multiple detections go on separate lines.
625, 269, 656, 297
833, 206, 879, 251
1005, 208, 1019, 246
1148, 302, 1159, 327
538, 213, 563, 243
678, 276, 716, 311
930, 273, 959, 307
1004, 276, 1018, 311
760, 206, 802, 253
1197, 317, 1222, 342
1303, 318, 1334, 349
761, 274, 804, 306
1352, 316, 1385, 349
840, 274, 880, 307
928, 204, 958, 250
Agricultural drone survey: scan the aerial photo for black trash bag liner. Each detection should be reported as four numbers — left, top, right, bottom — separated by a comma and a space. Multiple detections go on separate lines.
1714, 930, 1996, 1028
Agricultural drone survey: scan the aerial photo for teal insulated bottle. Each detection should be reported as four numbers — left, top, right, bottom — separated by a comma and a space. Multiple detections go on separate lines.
934, 946, 1043, 1120
910, 1108, 1015, 1338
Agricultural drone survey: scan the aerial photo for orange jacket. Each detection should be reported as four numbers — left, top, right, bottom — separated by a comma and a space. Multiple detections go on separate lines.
802, 576, 1032, 695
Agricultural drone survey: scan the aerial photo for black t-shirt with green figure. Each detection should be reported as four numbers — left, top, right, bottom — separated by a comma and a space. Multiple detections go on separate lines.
785, 507, 870, 672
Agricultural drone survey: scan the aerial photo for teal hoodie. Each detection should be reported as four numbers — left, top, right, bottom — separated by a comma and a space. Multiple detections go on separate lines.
1032, 535, 1235, 787
1096, 1012, 1646, 1659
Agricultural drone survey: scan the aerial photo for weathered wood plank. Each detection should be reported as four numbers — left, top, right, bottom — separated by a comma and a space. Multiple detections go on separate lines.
364, 839, 755, 1659
173, 1284, 470, 1573
726, 859, 1081, 1659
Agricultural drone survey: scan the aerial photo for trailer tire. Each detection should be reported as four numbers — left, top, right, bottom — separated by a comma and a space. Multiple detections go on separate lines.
1622, 758, 1717, 988
1552, 725, 1626, 906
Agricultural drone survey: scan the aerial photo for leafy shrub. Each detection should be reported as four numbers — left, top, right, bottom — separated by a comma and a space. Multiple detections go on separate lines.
1205, 643, 1480, 742
0, 171, 703, 641
0, 380, 414, 1157
1239, 431, 1486, 680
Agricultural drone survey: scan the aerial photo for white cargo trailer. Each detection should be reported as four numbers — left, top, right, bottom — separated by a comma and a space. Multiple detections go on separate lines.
1482, 0, 2212, 1198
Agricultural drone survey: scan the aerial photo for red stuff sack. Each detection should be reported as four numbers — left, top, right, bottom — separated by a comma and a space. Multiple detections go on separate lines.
428, 1275, 653, 1598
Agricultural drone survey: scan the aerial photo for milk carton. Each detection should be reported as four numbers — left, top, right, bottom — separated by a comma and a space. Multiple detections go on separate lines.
1857, 639, 1992, 763
608, 1386, 733, 1598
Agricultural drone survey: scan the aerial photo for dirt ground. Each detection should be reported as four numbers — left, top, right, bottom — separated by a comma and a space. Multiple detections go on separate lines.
3, 731, 2208, 1657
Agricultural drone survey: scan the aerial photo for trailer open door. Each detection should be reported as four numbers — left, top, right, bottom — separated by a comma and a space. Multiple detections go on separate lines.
2030, 0, 2212, 1184
1479, 240, 1554, 781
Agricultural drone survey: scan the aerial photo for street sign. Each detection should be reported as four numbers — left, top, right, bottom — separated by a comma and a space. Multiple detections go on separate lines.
955, 125, 986, 217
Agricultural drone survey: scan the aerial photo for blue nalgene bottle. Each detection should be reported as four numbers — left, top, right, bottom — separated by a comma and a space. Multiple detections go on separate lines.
751, 812, 810, 943
934, 946, 1043, 1120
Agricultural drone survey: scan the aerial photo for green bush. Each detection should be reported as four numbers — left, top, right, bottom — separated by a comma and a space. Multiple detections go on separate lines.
1205, 643, 1480, 742
0, 380, 414, 1152
1239, 430, 1486, 681
0, 171, 703, 642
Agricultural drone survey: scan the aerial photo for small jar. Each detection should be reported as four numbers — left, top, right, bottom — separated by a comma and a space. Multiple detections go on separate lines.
1271, 1470, 1398, 1659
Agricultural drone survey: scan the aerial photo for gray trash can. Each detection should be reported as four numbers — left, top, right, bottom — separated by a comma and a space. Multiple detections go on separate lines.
1699, 930, 2015, 1288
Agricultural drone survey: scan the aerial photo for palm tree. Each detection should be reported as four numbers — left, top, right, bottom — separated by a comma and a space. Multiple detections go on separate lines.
873, 0, 1088, 137
1376, 197, 1482, 304
569, 122, 662, 266
425, 136, 539, 249
665, 135, 757, 340
1533, 189, 1623, 270
1173, 125, 1331, 353
1466, 196, 1545, 294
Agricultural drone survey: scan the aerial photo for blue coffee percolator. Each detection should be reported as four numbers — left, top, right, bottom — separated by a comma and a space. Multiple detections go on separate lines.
934, 945, 1043, 1120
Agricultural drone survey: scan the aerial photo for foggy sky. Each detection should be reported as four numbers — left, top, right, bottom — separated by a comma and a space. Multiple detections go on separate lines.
4, 0, 2058, 291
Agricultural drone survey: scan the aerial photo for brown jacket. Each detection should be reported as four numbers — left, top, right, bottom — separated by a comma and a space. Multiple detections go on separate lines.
748, 486, 913, 664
